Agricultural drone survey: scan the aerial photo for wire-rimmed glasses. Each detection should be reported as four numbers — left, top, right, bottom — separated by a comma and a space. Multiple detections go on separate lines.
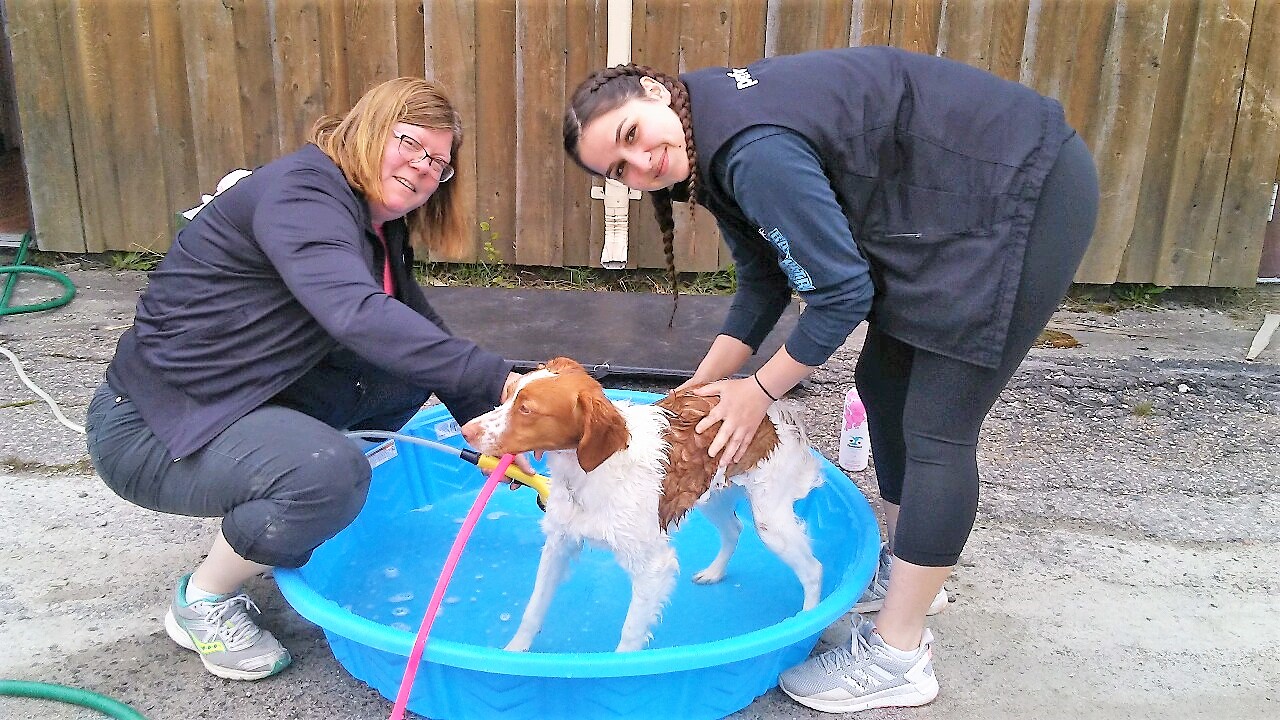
394, 133, 455, 182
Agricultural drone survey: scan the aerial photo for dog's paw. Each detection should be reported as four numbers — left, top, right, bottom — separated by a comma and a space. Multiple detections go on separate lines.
692, 567, 725, 585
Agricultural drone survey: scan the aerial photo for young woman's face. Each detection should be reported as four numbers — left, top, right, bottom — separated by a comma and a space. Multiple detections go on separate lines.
369, 122, 454, 225
575, 78, 690, 192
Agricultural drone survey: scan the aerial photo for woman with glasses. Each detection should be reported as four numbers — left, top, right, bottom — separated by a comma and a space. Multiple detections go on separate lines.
563, 47, 1098, 713
84, 77, 527, 681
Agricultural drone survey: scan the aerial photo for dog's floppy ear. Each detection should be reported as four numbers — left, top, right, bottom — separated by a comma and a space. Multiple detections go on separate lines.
545, 356, 587, 375
575, 391, 629, 472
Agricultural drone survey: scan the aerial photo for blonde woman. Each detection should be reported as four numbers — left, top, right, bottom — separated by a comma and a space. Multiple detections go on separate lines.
86, 77, 526, 680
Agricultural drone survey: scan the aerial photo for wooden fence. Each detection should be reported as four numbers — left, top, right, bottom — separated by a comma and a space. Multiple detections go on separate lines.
5, 0, 1280, 285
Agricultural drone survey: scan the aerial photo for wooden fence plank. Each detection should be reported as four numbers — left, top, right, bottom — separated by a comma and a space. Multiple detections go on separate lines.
1210, 0, 1280, 285
62, 0, 124, 253
1124, 0, 1252, 285
319, 1, 351, 109
990, 0, 1029, 81
180, 0, 246, 193
228, 0, 279, 165
345, 0, 399, 99
474, 0, 517, 263
1074, 0, 1169, 284
939, 0, 995, 69
147, 0, 198, 244
514, 0, 565, 266
729, 0, 768, 64
273, 1, 326, 153
5, 0, 83, 251
679, 1, 733, 273
631, 0, 680, 271
851, 0, 893, 46
773, 0, 852, 55
892, 0, 941, 54
101, 1, 168, 253
425, 0, 478, 262
397, 0, 427, 77
561, 0, 606, 267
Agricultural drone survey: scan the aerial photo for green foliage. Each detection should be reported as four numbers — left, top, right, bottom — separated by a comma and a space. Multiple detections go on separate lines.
109, 248, 164, 272
1131, 399, 1155, 417
1111, 283, 1170, 310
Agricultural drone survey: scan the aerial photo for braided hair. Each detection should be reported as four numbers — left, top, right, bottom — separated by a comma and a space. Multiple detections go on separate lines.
564, 64, 699, 325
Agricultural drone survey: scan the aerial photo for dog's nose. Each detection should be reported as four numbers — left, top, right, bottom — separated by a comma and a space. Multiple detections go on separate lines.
460, 421, 479, 443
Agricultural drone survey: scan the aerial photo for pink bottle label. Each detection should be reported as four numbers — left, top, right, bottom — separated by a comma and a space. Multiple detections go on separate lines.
844, 389, 866, 429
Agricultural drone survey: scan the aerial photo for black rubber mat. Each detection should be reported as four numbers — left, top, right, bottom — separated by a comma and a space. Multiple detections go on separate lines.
428, 286, 801, 380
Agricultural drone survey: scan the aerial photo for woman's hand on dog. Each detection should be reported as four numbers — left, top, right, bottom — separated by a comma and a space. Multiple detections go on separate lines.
690, 376, 772, 466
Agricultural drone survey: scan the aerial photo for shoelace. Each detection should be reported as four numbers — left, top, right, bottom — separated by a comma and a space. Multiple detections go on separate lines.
815, 628, 876, 691
201, 594, 263, 651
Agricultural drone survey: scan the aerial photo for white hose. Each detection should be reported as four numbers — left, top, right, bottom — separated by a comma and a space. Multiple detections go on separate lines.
0, 344, 86, 434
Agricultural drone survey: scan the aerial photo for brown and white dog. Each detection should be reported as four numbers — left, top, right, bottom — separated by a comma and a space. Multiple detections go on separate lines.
460, 357, 823, 652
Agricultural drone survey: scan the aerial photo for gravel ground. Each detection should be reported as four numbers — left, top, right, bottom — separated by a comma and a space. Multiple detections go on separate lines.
1, 269, 1277, 720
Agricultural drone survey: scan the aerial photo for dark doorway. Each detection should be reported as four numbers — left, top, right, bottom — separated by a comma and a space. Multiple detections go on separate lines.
0, 0, 31, 245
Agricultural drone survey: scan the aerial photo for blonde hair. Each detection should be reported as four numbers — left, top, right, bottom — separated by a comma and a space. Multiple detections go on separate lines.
309, 77, 467, 258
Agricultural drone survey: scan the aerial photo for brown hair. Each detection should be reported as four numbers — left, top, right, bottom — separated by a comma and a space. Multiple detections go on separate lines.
564, 64, 699, 322
309, 77, 468, 258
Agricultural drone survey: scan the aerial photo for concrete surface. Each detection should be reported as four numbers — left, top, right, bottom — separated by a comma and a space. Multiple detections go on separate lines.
0, 269, 1277, 720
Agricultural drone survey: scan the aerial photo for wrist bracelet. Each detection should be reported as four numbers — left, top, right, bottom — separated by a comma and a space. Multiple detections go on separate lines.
752, 373, 779, 402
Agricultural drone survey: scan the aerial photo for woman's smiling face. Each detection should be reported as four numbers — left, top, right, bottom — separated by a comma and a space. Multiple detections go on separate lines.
369, 122, 453, 225
575, 77, 690, 192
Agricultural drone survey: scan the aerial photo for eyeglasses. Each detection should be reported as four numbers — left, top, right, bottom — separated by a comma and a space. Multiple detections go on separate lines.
394, 133, 455, 182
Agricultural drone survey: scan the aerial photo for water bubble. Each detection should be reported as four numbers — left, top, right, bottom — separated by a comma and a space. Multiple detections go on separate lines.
391, 622, 412, 633
391, 607, 410, 617
411, 504, 435, 513
388, 592, 414, 603
486, 511, 508, 520
383, 567, 400, 579
474, 574, 484, 580
499, 613, 511, 622
445, 596, 461, 605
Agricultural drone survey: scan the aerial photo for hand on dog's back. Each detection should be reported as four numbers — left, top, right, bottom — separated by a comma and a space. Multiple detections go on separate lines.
655, 389, 779, 530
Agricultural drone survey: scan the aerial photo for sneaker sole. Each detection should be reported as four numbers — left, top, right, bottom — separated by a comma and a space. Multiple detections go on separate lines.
164, 609, 289, 681
781, 677, 940, 714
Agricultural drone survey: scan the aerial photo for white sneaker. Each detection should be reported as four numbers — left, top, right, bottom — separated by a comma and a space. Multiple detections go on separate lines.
779, 616, 939, 713
852, 543, 949, 615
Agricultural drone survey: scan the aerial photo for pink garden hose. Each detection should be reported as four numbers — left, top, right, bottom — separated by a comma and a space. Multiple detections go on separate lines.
388, 453, 516, 720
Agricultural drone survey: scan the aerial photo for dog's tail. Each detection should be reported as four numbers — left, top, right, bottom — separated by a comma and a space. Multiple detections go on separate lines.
766, 400, 811, 447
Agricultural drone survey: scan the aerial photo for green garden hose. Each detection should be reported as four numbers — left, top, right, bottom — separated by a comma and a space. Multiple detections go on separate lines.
0, 679, 149, 719
1, 232, 76, 316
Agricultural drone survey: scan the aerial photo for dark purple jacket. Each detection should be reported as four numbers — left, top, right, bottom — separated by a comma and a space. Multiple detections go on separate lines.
107, 144, 510, 458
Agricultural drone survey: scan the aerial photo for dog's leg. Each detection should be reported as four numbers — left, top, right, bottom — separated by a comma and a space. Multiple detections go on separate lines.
505, 534, 581, 652
613, 543, 678, 652
746, 487, 824, 611
692, 485, 744, 585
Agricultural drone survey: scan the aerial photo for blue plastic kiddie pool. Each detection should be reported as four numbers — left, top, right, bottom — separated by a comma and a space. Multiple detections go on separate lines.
276, 390, 879, 720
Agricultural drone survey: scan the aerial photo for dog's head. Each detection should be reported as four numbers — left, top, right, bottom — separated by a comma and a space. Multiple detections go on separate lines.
461, 357, 630, 472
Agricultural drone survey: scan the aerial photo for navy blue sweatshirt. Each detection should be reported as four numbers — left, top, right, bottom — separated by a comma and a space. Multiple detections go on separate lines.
107, 144, 511, 458
683, 47, 1074, 368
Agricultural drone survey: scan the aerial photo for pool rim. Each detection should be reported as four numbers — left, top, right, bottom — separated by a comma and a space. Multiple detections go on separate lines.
275, 390, 879, 679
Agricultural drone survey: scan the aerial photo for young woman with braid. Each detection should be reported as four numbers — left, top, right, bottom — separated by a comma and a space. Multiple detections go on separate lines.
563, 47, 1098, 713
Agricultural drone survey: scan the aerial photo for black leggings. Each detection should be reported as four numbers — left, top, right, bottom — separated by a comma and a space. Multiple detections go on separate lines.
85, 373, 429, 569
854, 133, 1098, 568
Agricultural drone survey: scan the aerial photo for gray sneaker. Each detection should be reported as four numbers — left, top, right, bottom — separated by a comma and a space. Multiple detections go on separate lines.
163, 574, 291, 680
852, 543, 948, 615
779, 616, 939, 713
